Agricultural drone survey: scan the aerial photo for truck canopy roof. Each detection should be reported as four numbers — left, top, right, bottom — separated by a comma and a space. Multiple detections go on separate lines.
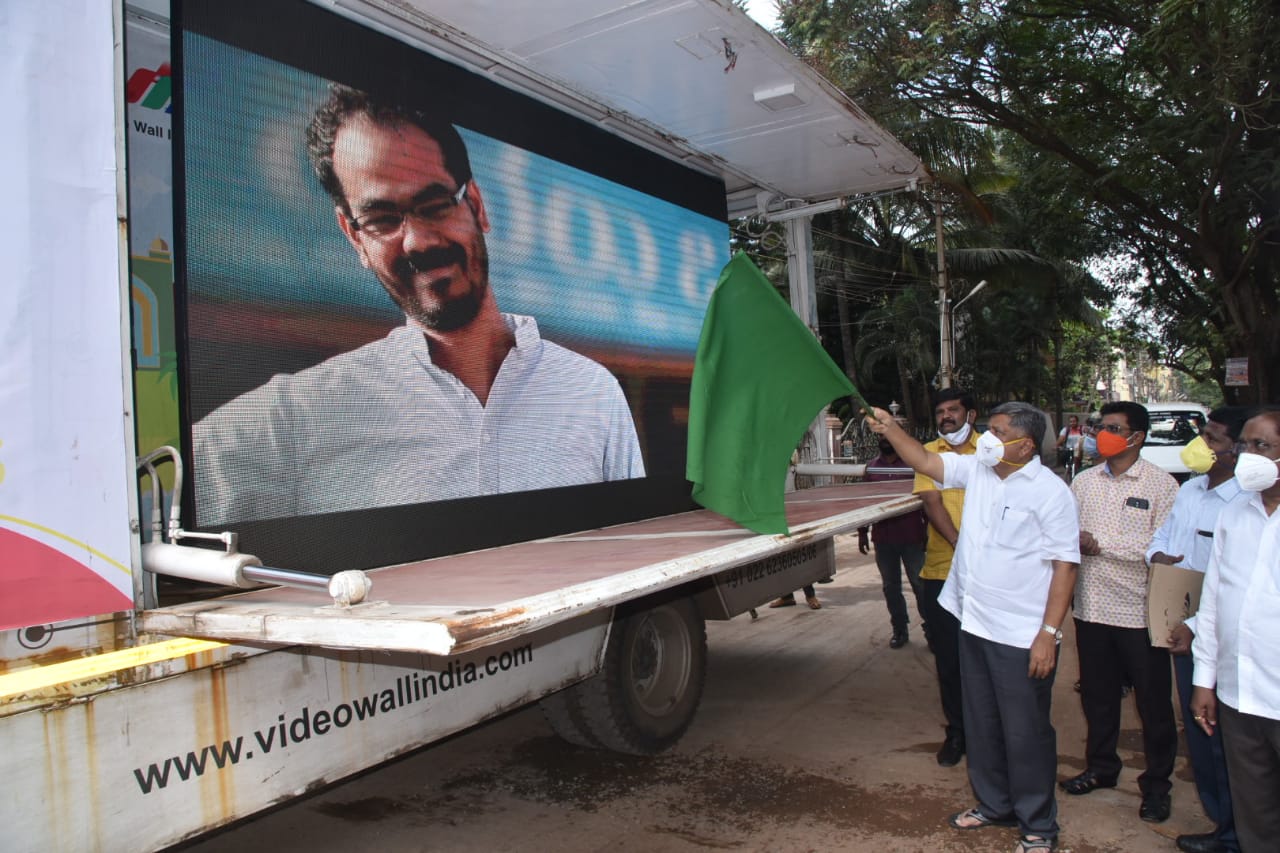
134, 0, 925, 217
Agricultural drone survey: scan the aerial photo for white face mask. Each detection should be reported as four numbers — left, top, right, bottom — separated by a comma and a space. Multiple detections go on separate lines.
939, 420, 972, 446
975, 429, 1005, 468
976, 429, 1030, 469
1235, 452, 1280, 492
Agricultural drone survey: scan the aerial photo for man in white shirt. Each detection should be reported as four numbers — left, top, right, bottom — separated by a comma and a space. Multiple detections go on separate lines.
1191, 408, 1280, 853
1147, 407, 1248, 853
867, 402, 1080, 853
195, 84, 644, 526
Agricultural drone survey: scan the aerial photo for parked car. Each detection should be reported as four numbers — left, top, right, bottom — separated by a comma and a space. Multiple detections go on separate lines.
1141, 402, 1210, 480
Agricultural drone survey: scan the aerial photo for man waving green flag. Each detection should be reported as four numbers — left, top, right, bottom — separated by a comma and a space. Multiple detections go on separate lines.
686, 252, 857, 534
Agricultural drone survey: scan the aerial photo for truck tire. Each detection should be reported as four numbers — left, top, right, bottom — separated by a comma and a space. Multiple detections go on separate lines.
539, 683, 601, 748
544, 595, 706, 755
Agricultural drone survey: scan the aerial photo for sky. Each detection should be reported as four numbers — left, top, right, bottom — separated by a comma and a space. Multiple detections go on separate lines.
743, 0, 780, 31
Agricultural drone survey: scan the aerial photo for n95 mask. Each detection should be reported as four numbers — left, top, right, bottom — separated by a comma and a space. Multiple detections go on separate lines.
976, 429, 1022, 468
1235, 452, 1280, 492
1179, 435, 1215, 474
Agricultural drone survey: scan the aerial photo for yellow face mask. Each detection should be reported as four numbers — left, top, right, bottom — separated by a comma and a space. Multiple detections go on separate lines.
1179, 435, 1215, 474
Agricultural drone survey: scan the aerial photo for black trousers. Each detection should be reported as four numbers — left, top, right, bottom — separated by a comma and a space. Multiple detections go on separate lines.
960, 631, 1059, 838
874, 541, 925, 632
1073, 618, 1177, 796
1219, 701, 1280, 853
920, 578, 963, 742
1173, 653, 1237, 848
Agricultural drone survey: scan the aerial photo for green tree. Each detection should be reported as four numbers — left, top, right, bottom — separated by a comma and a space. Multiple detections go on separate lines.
736, 73, 1109, 423
780, 0, 1280, 404
852, 279, 938, 424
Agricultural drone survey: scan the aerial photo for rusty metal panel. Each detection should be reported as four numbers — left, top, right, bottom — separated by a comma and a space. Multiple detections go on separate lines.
4, 611, 608, 853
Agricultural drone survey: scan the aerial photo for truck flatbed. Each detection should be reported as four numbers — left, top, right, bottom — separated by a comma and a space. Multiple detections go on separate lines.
141, 481, 917, 655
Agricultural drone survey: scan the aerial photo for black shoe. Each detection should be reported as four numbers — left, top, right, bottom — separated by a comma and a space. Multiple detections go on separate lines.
1175, 833, 1227, 853
1139, 792, 1171, 823
1059, 770, 1118, 795
889, 629, 908, 649
936, 736, 965, 767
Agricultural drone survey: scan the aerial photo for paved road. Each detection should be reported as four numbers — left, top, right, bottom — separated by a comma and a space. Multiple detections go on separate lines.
177, 537, 1206, 852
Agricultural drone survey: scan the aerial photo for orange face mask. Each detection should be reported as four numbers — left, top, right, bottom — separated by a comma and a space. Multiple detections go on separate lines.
1095, 429, 1131, 458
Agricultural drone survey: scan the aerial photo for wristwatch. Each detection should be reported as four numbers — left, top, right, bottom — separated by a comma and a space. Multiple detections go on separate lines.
1041, 623, 1063, 641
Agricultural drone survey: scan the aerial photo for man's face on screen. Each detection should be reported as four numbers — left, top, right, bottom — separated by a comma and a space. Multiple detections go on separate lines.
334, 115, 491, 331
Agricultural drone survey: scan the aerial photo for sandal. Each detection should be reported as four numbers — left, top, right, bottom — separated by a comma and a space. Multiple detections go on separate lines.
805, 595, 821, 610
1015, 835, 1055, 852
948, 807, 1017, 830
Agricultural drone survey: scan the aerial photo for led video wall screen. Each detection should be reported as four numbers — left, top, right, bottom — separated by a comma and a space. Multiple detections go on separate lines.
175, 0, 730, 571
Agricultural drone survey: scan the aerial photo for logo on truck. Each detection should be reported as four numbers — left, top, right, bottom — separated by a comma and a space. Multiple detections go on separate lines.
125, 63, 171, 112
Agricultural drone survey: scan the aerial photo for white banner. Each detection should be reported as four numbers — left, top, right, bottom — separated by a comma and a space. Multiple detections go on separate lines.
0, 1, 134, 630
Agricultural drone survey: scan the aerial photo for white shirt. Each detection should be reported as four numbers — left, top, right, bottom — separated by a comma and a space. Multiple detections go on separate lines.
1145, 474, 1241, 633
1192, 491, 1280, 720
194, 315, 645, 525
938, 454, 1081, 648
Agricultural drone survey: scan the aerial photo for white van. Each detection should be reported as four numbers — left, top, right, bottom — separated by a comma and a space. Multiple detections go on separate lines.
1141, 402, 1211, 479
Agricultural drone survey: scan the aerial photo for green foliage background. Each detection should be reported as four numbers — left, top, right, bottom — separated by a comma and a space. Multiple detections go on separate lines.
740, 0, 1278, 421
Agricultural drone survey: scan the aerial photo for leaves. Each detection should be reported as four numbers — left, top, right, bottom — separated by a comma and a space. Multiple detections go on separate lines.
776, 0, 1280, 405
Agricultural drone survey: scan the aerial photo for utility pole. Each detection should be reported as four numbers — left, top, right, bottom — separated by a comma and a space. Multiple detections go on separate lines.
784, 215, 830, 472
934, 188, 952, 389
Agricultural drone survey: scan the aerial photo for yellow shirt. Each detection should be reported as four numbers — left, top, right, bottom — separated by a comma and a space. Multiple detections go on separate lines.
913, 432, 979, 580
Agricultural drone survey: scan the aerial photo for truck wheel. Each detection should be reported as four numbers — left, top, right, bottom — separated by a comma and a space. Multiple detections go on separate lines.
538, 684, 601, 748
576, 595, 706, 755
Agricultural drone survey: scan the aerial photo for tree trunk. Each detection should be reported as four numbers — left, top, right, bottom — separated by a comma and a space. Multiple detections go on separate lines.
1221, 325, 1280, 406
1053, 330, 1065, 429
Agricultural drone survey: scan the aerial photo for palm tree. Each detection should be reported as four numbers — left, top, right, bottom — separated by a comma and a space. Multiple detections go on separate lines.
853, 280, 939, 424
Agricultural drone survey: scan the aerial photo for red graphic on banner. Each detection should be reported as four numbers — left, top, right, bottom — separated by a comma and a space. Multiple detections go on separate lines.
0, 527, 131, 631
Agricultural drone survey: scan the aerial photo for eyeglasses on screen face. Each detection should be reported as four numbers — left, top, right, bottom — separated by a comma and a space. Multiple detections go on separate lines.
1097, 423, 1133, 435
349, 182, 468, 237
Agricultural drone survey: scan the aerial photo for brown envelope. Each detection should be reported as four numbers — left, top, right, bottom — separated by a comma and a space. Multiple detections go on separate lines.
1147, 563, 1204, 648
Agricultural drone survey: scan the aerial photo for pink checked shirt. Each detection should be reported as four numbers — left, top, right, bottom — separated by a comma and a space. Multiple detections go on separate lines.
1070, 458, 1179, 628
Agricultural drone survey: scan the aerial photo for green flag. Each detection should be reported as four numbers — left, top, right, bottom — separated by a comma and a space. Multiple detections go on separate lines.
686, 252, 856, 534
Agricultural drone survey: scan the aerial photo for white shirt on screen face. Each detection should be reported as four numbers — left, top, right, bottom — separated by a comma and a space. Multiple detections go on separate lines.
194, 314, 645, 526
1191, 491, 1280, 720
937, 453, 1081, 648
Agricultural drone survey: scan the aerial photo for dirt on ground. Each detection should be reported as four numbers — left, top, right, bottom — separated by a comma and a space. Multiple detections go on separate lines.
178, 535, 1208, 852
